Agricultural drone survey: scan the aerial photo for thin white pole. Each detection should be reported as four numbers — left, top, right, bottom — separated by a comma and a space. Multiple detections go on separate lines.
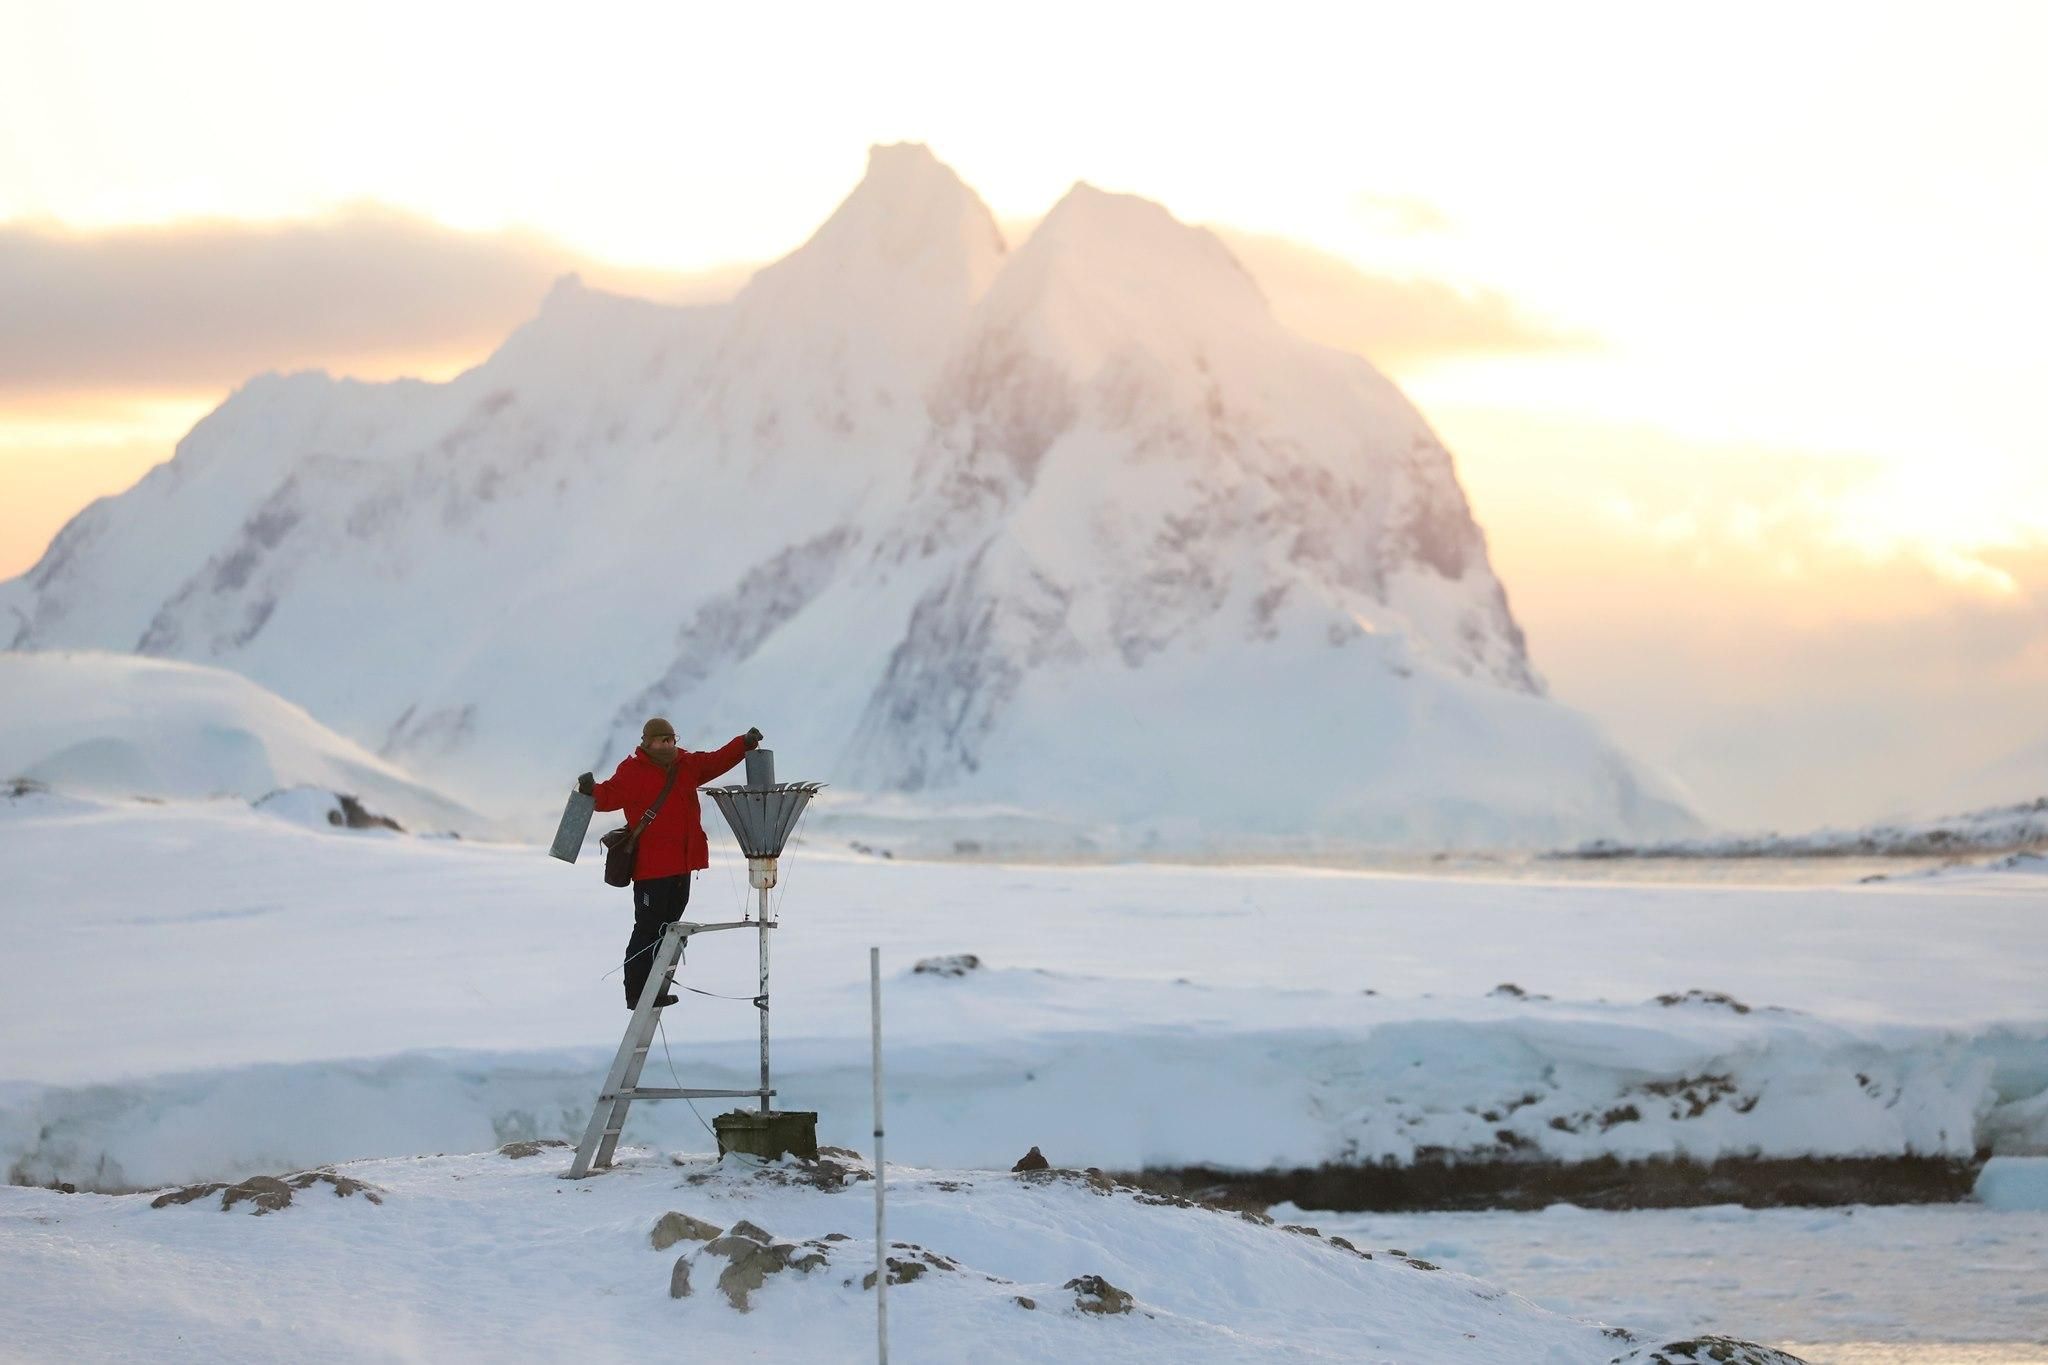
758, 879, 773, 1114
870, 946, 888, 1364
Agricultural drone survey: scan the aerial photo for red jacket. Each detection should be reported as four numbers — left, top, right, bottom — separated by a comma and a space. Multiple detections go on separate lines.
592, 737, 748, 881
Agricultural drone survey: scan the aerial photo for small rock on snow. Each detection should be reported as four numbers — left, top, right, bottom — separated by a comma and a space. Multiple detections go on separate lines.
914, 953, 982, 978
650, 1211, 724, 1250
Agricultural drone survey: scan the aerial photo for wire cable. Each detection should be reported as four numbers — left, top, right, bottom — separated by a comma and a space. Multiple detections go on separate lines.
657, 1016, 717, 1140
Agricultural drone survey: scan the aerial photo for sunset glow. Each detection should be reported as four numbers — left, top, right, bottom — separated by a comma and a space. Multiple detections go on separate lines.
2, 0, 2043, 825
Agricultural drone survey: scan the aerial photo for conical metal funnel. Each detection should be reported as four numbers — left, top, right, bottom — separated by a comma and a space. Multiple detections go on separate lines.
702, 749, 821, 887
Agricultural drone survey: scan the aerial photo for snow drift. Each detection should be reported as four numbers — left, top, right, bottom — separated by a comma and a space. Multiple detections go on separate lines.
0, 650, 482, 832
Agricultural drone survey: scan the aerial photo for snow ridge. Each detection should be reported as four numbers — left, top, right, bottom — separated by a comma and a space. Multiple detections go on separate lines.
0, 651, 480, 831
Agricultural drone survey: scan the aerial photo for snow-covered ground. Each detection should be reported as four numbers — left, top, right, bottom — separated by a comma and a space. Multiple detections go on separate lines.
3, 791, 2044, 1360
3, 789, 2045, 1193
0, 1145, 1815, 1365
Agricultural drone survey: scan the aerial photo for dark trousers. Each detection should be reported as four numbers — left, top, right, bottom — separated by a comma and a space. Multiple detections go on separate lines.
625, 874, 691, 1005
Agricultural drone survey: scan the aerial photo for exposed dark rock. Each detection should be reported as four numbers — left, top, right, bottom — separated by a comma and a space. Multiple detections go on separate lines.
860, 1242, 962, 1290
1013, 1295, 1036, 1310
686, 1219, 834, 1311
1011, 1145, 1049, 1172
1639, 1074, 1740, 1119
683, 1150, 869, 1191
862, 1257, 928, 1289
1132, 1189, 1197, 1210
220, 1176, 297, 1213
1613, 1337, 1809, 1364
334, 794, 403, 831
721, 1219, 774, 1245
1013, 1165, 1116, 1196
649, 1211, 723, 1250
1653, 990, 1753, 1014
668, 1256, 692, 1299
1118, 1153, 1982, 1213
913, 953, 982, 977
1065, 1274, 1135, 1315
709, 1240, 786, 1310
497, 1139, 568, 1160
150, 1168, 383, 1214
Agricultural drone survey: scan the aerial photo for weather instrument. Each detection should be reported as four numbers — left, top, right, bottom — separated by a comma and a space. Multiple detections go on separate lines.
565, 748, 822, 1177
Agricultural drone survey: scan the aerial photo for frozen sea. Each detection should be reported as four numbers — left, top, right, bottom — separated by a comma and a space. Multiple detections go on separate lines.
1291, 1201, 2048, 1364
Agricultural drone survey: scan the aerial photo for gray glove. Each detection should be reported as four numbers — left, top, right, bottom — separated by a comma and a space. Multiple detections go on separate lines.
576, 771, 595, 796
744, 727, 764, 751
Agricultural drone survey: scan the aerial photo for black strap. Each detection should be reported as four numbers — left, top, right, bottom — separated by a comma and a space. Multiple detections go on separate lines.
624, 760, 681, 850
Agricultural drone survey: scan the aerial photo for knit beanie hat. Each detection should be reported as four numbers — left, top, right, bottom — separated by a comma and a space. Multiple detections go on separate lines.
641, 717, 676, 744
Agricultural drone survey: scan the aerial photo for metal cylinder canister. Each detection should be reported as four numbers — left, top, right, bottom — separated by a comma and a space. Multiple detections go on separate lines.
550, 790, 595, 862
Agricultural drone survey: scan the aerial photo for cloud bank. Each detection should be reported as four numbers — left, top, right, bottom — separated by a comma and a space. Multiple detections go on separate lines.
0, 208, 1577, 396
1216, 229, 1591, 366
0, 209, 740, 393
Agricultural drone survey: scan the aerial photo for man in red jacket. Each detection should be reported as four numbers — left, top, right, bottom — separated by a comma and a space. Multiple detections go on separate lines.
579, 717, 761, 1008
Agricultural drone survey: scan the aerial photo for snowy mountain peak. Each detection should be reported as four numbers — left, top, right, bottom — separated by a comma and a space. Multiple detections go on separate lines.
857, 139, 984, 208
540, 270, 587, 304
978, 182, 1273, 365
735, 142, 1005, 321
707, 144, 1007, 435
1034, 181, 1258, 291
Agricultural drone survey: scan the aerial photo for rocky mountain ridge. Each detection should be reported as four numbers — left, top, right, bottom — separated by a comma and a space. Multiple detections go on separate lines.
1, 143, 1695, 847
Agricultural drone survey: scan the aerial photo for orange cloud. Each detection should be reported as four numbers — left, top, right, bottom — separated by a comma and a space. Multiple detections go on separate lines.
0, 207, 743, 393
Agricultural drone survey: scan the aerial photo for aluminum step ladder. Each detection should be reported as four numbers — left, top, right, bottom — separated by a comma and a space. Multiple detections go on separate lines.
565, 916, 768, 1178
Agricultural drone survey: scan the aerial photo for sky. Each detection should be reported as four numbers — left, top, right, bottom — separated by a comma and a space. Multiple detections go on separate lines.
2, 0, 2044, 829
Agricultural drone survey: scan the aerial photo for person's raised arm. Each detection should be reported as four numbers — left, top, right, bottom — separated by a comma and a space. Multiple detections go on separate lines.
587, 760, 630, 812
690, 727, 759, 785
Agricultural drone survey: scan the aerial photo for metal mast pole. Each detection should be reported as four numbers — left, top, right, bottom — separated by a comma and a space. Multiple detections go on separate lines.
871, 946, 888, 1364
757, 878, 773, 1115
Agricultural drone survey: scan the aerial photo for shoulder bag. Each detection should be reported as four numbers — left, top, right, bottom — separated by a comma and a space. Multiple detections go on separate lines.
599, 761, 681, 888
